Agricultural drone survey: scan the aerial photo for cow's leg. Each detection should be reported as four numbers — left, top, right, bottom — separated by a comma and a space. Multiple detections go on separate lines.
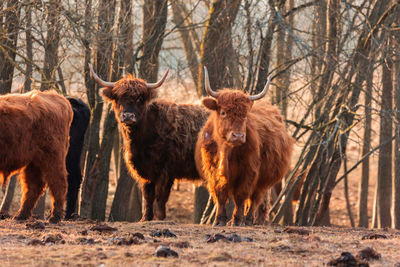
65, 167, 82, 219
14, 163, 45, 221
45, 165, 68, 224
231, 191, 247, 226
154, 178, 174, 220
245, 189, 267, 225
140, 181, 155, 221
214, 185, 229, 226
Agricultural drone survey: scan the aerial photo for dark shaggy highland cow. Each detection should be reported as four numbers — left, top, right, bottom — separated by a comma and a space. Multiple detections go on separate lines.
65, 97, 90, 219
89, 64, 209, 221
0, 90, 73, 223
195, 67, 293, 226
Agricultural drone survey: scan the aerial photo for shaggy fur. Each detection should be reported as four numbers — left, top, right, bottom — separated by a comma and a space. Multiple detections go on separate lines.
195, 89, 293, 226
65, 97, 90, 219
0, 90, 73, 223
101, 74, 209, 221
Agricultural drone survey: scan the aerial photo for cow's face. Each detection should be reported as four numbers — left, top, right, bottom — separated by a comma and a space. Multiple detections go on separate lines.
202, 90, 253, 146
101, 77, 155, 125
90, 65, 168, 126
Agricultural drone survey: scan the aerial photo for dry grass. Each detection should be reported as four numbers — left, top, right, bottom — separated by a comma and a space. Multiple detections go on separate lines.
1, 218, 400, 266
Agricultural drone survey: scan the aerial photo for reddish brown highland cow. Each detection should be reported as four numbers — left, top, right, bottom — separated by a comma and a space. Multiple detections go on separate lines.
195, 67, 293, 226
89, 65, 209, 221
0, 90, 73, 223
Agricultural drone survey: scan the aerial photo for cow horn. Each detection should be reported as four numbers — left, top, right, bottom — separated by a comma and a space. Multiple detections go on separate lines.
204, 66, 218, 98
88, 63, 115, 88
146, 69, 169, 89
249, 75, 272, 101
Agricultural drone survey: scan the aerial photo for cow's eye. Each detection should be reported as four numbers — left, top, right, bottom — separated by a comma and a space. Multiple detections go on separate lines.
137, 97, 143, 103
221, 111, 226, 118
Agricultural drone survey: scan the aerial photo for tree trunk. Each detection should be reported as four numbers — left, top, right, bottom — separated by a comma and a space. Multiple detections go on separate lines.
194, 186, 209, 223
23, 1, 33, 93
197, 0, 241, 96
253, 2, 277, 94
358, 50, 373, 228
139, 0, 168, 82
40, 0, 61, 91
171, 0, 200, 88
0, 175, 17, 215
375, 37, 393, 228
393, 33, 400, 229
80, 0, 116, 219
109, 155, 142, 222
90, 108, 117, 220
0, 0, 20, 94
32, 191, 46, 219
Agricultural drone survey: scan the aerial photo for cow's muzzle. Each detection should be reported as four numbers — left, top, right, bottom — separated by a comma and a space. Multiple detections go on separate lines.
120, 112, 137, 124
228, 132, 246, 145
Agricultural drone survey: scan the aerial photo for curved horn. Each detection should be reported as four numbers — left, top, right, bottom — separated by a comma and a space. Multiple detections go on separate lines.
146, 69, 169, 89
249, 74, 272, 101
204, 66, 218, 98
88, 63, 115, 88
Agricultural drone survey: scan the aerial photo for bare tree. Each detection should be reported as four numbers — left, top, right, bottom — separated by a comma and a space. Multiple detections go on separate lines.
374, 37, 393, 228
139, 0, 168, 82
0, 0, 20, 94
80, 0, 117, 219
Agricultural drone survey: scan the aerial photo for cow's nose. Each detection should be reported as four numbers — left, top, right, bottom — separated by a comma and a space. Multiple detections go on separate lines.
230, 132, 246, 143
121, 112, 136, 123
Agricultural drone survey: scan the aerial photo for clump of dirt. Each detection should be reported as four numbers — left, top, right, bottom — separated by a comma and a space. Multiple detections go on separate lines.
206, 233, 253, 243
150, 228, 177, 238
283, 227, 311, 235
26, 221, 45, 230
358, 247, 381, 261
90, 223, 117, 232
328, 252, 369, 266
154, 245, 179, 258
361, 233, 388, 240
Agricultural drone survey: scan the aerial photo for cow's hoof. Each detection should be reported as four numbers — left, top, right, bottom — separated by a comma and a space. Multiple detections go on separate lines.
140, 216, 152, 222
13, 213, 30, 221
48, 215, 61, 224
213, 216, 227, 226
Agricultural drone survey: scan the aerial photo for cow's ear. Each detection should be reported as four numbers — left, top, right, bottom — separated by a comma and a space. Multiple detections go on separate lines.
202, 97, 218, 111
101, 87, 114, 101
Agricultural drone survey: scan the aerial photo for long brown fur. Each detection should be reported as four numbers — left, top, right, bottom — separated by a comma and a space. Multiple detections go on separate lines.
195, 89, 293, 226
0, 90, 73, 223
101, 74, 209, 221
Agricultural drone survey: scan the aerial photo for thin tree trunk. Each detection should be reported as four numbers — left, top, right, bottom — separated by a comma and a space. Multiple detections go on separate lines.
23, 1, 33, 93
109, 154, 141, 222
197, 0, 241, 96
358, 47, 373, 228
0, 175, 17, 215
0, 0, 20, 94
32, 191, 46, 219
253, 3, 277, 94
194, 186, 209, 223
139, 0, 168, 82
171, 0, 199, 88
376, 37, 393, 228
393, 34, 400, 229
40, 0, 61, 91
80, 0, 116, 219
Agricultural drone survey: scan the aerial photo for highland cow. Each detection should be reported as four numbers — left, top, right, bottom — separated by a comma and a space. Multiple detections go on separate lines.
89, 64, 209, 221
0, 90, 73, 223
195, 67, 293, 226
65, 97, 90, 219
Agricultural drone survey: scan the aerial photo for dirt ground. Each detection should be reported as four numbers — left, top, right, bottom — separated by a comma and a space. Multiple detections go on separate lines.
1, 217, 400, 266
